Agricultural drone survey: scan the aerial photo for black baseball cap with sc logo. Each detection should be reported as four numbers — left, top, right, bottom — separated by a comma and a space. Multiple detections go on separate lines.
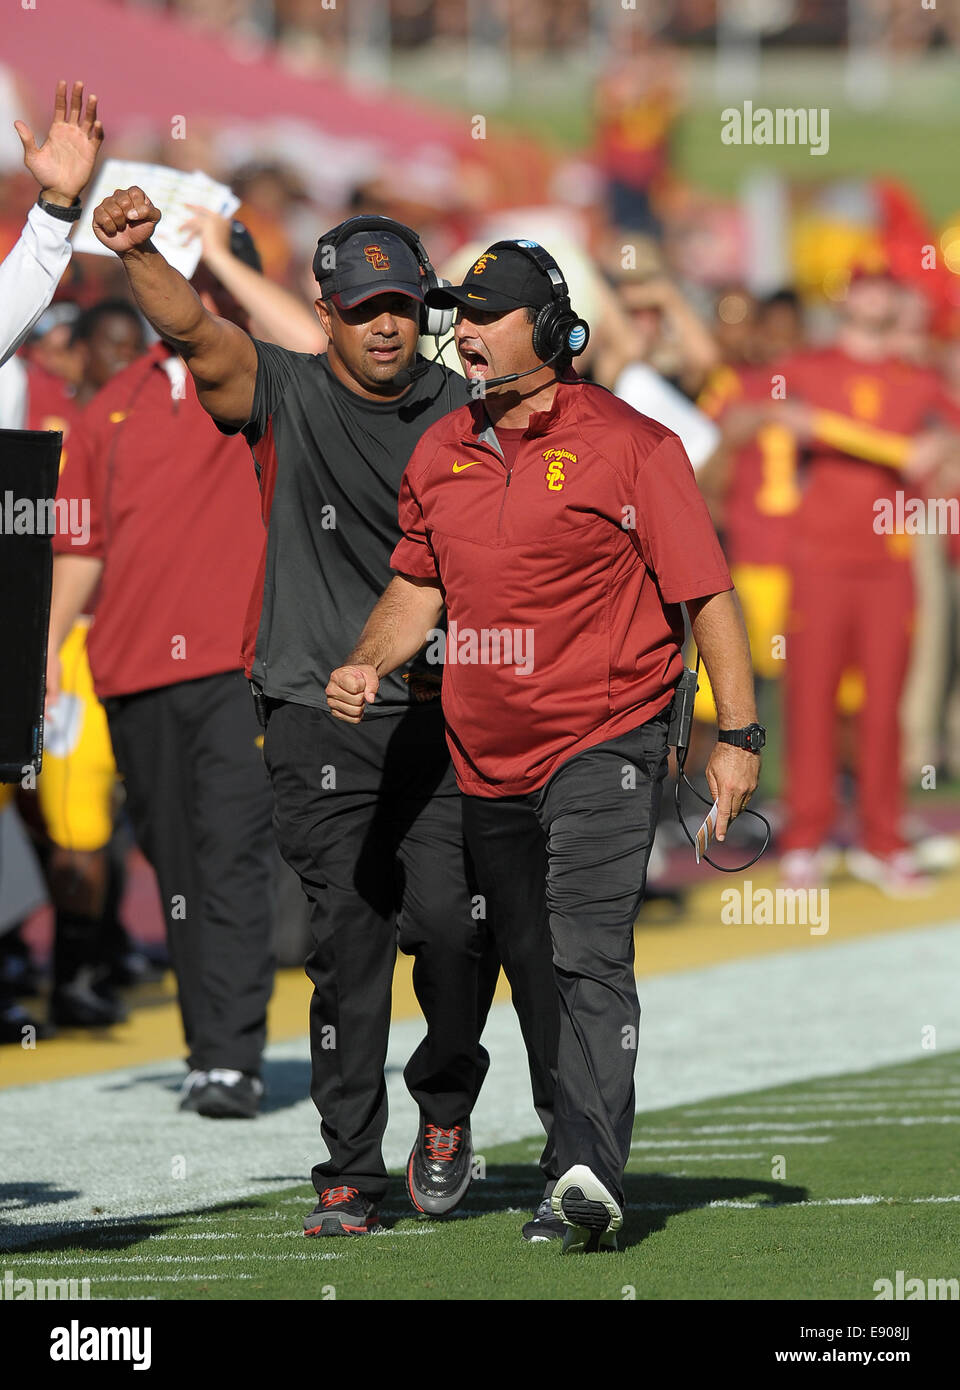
426, 245, 556, 314
313, 229, 425, 310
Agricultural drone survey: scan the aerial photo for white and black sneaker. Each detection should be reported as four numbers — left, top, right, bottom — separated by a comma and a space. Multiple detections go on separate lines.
406, 1115, 473, 1215
522, 1195, 565, 1243
178, 1069, 209, 1112
192, 1068, 263, 1119
552, 1164, 623, 1254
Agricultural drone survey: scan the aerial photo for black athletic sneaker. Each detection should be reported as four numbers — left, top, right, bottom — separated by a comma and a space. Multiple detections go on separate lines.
192, 1069, 263, 1119
49, 971, 128, 1028
406, 1116, 473, 1215
552, 1164, 623, 1254
303, 1187, 380, 1237
178, 1069, 209, 1112
521, 1196, 565, 1242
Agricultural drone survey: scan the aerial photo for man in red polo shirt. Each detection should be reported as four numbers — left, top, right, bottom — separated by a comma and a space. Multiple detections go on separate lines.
327, 241, 761, 1253
48, 231, 275, 1118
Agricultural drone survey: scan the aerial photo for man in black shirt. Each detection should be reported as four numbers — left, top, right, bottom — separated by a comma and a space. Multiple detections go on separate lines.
92, 187, 508, 1235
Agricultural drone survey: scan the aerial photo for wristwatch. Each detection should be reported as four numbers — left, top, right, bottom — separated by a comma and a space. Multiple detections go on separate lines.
718, 723, 766, 752
36, 193, 82, 222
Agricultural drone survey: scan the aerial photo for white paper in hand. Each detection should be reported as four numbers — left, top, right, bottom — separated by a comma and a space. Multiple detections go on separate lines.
695, 799, 719, 864
72, 160, 240, 279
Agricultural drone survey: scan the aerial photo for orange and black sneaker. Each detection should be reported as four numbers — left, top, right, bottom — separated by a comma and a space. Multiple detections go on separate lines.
303, 1186, 380, 1236
406, 1116, 473, 1215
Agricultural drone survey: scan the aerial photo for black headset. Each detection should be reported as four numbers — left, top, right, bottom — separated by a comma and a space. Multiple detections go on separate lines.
483, 238, 590, 364
313, 215, 454, 339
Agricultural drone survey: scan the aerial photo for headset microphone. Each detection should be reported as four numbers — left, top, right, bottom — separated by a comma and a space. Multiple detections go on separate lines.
478, 344, 565, 390
392, 360, 431, 390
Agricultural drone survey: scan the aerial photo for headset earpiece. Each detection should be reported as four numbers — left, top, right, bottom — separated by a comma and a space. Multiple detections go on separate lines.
566, 316, 590, 357
421, 273, 455, 339
531, 301, 591, 363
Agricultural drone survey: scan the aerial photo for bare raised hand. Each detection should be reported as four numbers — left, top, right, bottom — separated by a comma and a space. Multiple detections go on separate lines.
15, 79, 104, 204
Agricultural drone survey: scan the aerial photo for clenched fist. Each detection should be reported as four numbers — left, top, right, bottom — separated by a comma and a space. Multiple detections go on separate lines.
325, 665, 380, 722
92, 186, 161, 256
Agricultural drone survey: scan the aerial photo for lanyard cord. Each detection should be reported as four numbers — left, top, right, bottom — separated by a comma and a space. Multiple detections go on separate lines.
672, 653, 772, 873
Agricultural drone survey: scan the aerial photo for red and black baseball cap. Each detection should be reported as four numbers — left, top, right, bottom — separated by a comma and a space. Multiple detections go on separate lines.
314, 228, 424, 310
425, 244, 557, 314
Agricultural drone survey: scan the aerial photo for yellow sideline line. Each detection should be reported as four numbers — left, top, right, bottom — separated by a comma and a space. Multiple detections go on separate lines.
2, 866, 957, 1089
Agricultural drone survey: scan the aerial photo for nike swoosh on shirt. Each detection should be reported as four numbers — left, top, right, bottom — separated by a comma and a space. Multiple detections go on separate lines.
452, 461, 482, 473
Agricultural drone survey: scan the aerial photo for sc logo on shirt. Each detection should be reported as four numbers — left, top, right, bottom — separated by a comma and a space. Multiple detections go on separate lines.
543, 448, 578, 492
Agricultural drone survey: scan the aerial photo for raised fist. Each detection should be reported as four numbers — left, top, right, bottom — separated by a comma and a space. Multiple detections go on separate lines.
92, 186, 161, 256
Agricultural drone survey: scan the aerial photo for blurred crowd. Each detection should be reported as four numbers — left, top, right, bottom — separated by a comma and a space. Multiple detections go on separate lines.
114, 0, 960, 56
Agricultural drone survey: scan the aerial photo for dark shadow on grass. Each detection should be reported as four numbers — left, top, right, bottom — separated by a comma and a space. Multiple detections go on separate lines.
0, 1180, 83, 1233
0, 1191, 314, 1256
381, 1164, 808, 1250
618, 1171, 808, 1250
98, 1057, 400, 1116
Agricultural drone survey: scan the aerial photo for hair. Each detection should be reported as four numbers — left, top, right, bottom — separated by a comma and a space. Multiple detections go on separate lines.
69, 299, 145, 347
760, 288, 801, 314
524, 304, 538, 324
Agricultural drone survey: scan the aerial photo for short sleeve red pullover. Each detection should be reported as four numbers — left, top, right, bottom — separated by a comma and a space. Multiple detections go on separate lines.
391, 373, 732, 797
52, 344, 264, 699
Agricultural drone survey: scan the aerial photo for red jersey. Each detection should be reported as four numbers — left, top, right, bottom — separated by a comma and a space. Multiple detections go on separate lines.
391, 374, 732, 798
596, 62, 674, 190
776, 347, 951, 570
25, 363, 81, 453
698, 363, 797, 568
52, 344, 264, 699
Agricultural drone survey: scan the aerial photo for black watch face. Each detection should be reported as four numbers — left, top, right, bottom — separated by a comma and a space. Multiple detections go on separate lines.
749, 726, 766, 751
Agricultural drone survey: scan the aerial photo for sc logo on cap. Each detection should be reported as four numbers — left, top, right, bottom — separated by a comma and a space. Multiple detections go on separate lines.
364, 245, 390, 270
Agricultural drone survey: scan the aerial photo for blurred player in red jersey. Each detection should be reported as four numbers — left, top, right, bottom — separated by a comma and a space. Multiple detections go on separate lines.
594, 35, 680, 235
739, 272, 960, 895
693, 291, 806, 785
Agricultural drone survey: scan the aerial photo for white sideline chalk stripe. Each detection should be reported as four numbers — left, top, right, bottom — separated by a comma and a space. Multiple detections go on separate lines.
631, 1136, 831, 1148
635, 1152, 767, 1161
9, 1252, 342, 1264
784, 1090, 960, 1101
97, 1274, 256, 1282
805, 1078, 958, 1089
678, 1113, 960, 1126
684, 1102, 960, 1115
657, 1116, 960, 1133
633, 1194, 960, 1211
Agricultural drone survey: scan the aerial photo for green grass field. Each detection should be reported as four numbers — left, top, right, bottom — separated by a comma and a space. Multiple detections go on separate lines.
392, 49, 960, 224
10, 1049, 958, 1301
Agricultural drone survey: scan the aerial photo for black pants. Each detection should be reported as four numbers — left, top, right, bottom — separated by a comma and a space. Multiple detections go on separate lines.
262, 700, 498, 1202
105, 670, 275, 1076
462, 712, 670, 1208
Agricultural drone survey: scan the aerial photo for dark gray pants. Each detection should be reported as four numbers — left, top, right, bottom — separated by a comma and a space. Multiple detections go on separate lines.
105, 670, 276, 1076
263, 700, 498, 1202
462, 711, 670, 1207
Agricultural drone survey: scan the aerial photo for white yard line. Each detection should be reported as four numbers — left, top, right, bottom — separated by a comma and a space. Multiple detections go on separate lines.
630, 1194, 960, 1211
